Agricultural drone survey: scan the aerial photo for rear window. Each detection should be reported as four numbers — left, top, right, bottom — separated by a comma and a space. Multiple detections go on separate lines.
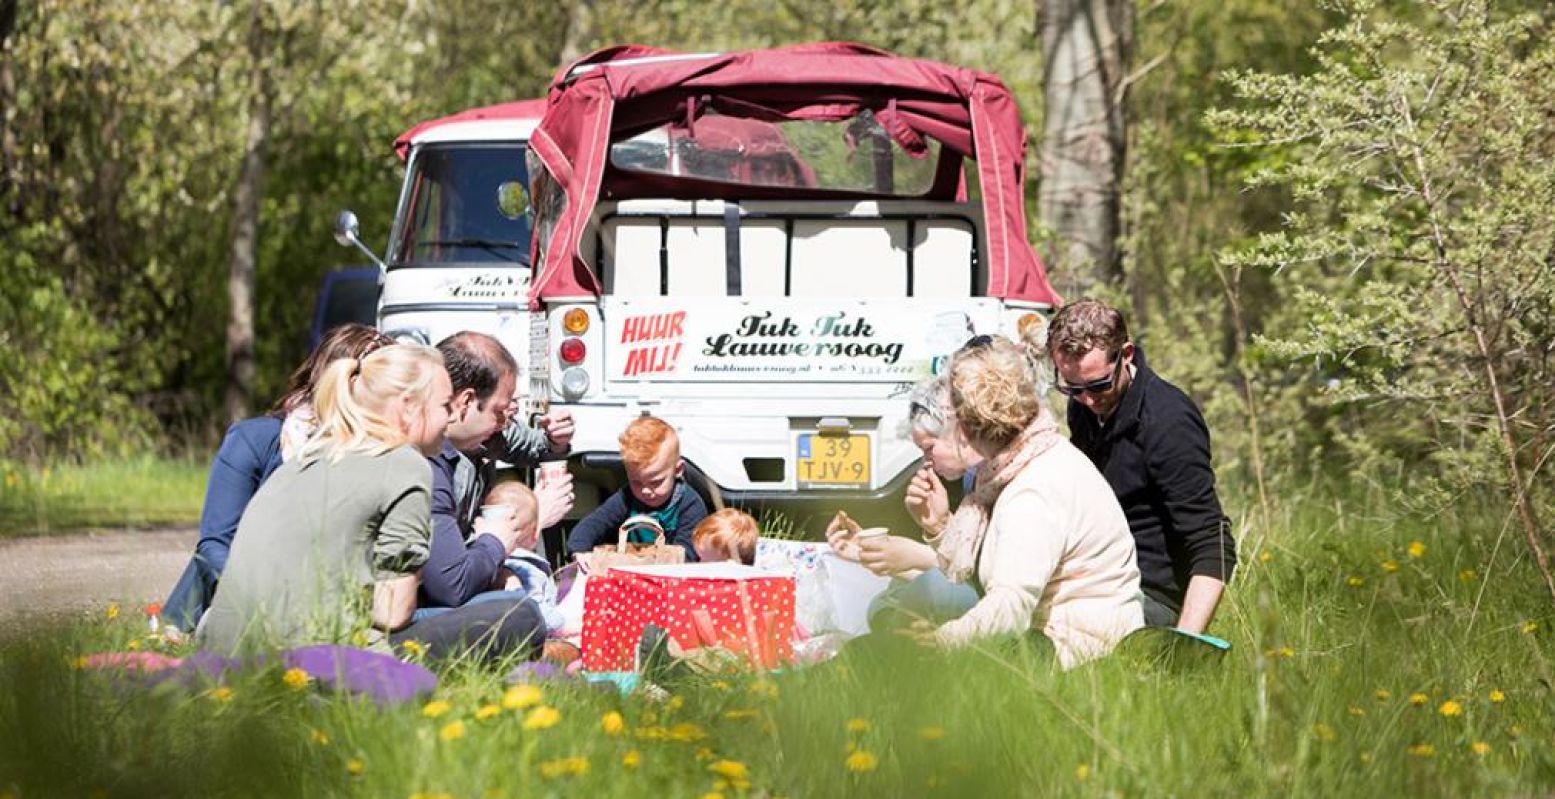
610, 110, 942, 196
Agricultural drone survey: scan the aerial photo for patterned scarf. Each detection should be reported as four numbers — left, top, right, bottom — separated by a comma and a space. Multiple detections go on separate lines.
926, 408, 1064, 583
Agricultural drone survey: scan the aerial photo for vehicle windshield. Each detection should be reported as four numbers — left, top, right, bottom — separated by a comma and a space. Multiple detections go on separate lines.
609, 110, 942, 196
392, 143, 532, 266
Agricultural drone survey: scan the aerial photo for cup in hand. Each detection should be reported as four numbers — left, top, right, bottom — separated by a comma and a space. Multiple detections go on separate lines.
480, 504, 516, 523
855, 527, 889, 541
538, 460, 569, 485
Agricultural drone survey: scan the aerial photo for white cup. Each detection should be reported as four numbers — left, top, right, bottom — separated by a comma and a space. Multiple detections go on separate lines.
538, 460, 568, 483
480, 504, 515, 523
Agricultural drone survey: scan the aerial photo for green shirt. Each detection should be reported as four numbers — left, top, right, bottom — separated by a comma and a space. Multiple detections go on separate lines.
198, 445, 433, 655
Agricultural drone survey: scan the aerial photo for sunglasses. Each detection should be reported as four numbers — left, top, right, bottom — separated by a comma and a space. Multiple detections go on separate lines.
1054, 357, 1123, 397
961, 334, 994, 351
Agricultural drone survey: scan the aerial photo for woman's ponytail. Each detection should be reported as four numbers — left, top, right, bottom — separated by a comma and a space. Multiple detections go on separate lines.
301, 344, 444, 462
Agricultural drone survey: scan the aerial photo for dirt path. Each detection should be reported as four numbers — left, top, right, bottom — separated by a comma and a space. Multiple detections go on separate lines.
0, 527, 195, 631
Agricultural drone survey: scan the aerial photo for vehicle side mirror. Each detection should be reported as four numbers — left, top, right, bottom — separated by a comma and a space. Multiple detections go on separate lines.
333, 210, 362, 247
331, 209, 387, 273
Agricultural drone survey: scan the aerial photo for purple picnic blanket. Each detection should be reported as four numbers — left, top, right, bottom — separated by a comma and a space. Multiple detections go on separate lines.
100, 645, 437, 705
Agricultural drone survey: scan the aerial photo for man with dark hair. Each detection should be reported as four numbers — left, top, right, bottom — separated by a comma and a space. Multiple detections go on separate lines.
1046, 299, 1236, 633
419, 331, 575, 610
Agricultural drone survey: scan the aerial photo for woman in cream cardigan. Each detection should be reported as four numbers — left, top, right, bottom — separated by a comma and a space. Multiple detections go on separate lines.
915, 335, 1144, 668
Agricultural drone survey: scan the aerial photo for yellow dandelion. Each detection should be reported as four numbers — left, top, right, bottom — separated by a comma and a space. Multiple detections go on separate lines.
106, 603, 120, 620
439, 721, 466, 742
475, 704, 501, 721
917, 725, 946, 741
846, 718, 870, 733
1406, 541, 1426, 558
1520, 620, 1538, 634
845, 749, 878, 773
1407, 743, 1435, 757
1312, 723, 1337, 742
1359, 752, 1373, 764
282, 668, 312, 691
712, 680, 731, 691
1279, 647, 1295, 658
523, 705, 561, 731
667, 722, 708, 742
350, 629, 371, 647
1459, 569, 1477, 583
400, 639, 426, 657
1508, 724, 1524, 738
1075, 763, 1091, 781
623, 750, 642, 769
1380, 560, 1399, 573
601, 711, 625, 736
3, 471, 16, 488
709, 760, 749, 781
1258, 550, 1273, 563
537, 756, 589, 779
723, 708, 759, 720
666, 695, 685, 711
310, 728, 331, 745
749, 679, 779, 699
1374, 688, 1392, 701
1408, 692, 1429, 706
1470, 741, 1490, 756
207, 686, 234, 703
422, 700, 451, 718
1346, 575, 1365, 588
126, 639, 141, 651
503, 684, 542, 711
1347, 706, 1366, 717
1488, 689, 1505, 704
700, 793, 724, 799
346, 758, 365, 776
68, 655, 89, 670
694, 747, 714, 762
1438, 700, 1463, 718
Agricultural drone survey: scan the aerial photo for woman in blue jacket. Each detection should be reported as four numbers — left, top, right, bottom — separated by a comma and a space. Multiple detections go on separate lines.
161, 324, 393, 632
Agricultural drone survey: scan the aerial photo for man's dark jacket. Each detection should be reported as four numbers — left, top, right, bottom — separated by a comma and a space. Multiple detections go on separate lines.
1066, 348, 1237, 613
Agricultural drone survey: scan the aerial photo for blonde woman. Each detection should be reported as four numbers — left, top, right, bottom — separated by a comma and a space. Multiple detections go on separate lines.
921, 336, 1144, 668
197, 344, 450, 654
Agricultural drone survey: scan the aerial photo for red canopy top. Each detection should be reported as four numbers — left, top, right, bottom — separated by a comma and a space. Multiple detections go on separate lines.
526, 42, 1059, 308
393, 99, 548, 160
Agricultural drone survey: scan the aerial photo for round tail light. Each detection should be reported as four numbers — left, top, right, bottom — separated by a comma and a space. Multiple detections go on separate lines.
559, 337, 586, 365
562, 307, 590, 334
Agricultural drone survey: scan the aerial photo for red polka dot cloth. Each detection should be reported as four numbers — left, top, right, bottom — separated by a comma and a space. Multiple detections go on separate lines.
580, 563, 797, 672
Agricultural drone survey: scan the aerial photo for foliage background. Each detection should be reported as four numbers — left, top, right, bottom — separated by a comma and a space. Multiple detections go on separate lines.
1, 0, 1552, 545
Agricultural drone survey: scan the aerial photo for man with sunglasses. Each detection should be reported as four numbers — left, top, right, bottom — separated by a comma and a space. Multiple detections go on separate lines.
1046, 300, 1236, 633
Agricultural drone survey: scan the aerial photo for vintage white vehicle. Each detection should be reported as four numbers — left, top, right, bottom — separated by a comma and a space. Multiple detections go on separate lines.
331, 99, 544, 379
335, 43, 1063, 538
522, 43, 1062, 531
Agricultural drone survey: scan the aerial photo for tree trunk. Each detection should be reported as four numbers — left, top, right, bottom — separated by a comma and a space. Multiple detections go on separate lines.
0, 0, 18, 209
557, 0, 591, 67
1037, 0, 1133, 296
225, 1, 271, 425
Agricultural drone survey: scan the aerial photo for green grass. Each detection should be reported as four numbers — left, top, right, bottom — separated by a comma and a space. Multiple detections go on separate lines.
0, 458, 206, 536
1, 486, 1552, 797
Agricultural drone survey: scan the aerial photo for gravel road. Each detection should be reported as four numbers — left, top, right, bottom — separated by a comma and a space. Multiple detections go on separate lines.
0, 527, 195, 632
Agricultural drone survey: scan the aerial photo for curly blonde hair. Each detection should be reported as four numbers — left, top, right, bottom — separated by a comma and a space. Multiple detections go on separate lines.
948, 336, 1041, 448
